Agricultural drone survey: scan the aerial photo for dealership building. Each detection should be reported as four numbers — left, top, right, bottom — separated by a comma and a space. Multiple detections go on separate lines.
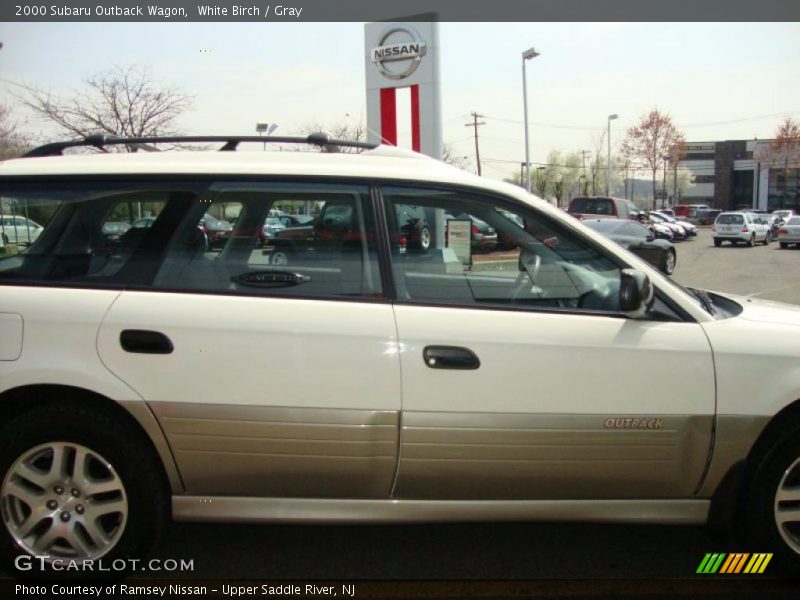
679, 139, 800, 212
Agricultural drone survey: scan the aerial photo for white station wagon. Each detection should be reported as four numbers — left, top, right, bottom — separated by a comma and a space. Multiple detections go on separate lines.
1, 135, 800, 575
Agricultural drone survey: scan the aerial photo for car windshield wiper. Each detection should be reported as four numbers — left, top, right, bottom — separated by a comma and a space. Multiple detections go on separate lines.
685, 286, 716, 315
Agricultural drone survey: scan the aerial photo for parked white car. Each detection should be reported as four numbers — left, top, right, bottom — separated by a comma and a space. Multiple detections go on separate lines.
778, 216, 800, 248
712, 212, 771, 246
773, 209, 796, 224
0, 215, 43, 245
2, 134, 800, 575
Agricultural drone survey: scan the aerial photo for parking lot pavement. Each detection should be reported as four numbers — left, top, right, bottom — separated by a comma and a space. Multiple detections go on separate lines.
672, 228, 800, 305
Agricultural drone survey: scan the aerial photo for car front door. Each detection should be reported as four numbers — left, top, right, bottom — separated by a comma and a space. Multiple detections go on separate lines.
97, 180, 401, 499
382, 185, 715, 501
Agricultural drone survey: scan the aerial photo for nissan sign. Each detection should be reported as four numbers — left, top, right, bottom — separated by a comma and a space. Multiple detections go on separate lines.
370, 26, 427, 80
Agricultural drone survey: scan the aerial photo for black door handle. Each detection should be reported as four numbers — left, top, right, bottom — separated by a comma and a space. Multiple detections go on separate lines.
423, 346, 480, 370
120, 330, 174, 354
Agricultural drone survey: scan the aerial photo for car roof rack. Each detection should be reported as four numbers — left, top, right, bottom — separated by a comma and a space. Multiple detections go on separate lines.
23, 133, 378, 158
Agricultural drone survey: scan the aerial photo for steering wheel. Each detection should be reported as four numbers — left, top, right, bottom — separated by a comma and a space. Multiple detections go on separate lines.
510, 251, 542, 302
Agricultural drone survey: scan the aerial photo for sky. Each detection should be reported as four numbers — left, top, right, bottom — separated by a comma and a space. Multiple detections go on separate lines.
1, 21, 799, 181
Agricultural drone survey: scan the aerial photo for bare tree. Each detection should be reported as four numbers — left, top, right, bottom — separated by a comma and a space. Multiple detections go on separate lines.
441, 143, 471, 170
756, 117, 800, 208
298, 120, 367, 153
621, 109, 686, 209
16, 65, 192, 150
0, 103, 30, 159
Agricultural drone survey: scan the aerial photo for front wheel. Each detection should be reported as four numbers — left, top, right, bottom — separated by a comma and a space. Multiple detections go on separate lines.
0, 403, 167, 577
747, 429, 800, 575
270, 248, 292, 266
780, 242, 789, 249
748, 234, 756, 247
662, 248, 676, 275
764, 232, 772, 245
713, 238, 722, 247
418, 227, 432, 252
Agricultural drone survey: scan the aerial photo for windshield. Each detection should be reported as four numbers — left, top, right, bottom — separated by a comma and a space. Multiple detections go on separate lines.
582, 219, 622, 234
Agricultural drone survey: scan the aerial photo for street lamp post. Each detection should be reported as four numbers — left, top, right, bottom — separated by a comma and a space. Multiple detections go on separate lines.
256, 122, 278, 150
662, 155, 669, 209
607, 114, 618, 196
522, 47, 540, 193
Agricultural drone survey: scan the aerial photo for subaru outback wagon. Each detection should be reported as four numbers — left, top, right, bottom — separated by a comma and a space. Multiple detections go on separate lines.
1, 134, 800, 575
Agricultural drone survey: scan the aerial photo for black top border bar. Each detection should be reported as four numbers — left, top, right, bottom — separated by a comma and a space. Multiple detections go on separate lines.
3, 0, 799, 22
23, 134, 378, 157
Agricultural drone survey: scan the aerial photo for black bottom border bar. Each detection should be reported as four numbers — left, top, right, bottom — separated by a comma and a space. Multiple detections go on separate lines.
3, 578, 799, 600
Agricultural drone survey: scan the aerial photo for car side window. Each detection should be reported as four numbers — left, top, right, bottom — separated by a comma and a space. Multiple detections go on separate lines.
0, 183, 191, 285
382, 186, 623, 313
153, 182, 382, 300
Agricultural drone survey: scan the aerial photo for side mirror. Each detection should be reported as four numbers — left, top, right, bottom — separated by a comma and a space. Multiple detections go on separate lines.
619, 268, 654, 318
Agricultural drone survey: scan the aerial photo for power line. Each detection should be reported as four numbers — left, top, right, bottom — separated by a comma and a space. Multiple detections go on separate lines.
480, 110, 800, 131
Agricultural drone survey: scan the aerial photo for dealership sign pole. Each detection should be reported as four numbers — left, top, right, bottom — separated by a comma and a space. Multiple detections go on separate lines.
364, 20, 442, 160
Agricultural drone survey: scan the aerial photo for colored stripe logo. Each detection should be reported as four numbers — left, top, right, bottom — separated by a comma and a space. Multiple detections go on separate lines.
696, 553, 772, 574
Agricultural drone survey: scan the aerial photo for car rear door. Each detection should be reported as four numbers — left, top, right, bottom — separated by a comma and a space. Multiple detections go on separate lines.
382, 185, 715, 501
97, 180, 401, 499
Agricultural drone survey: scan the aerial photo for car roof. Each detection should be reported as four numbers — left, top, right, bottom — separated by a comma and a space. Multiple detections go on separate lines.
2, 145, 468, 184
1, 144, 570, 219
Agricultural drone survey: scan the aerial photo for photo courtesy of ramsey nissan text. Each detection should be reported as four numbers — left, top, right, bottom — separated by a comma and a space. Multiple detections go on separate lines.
1, 1, 800, 598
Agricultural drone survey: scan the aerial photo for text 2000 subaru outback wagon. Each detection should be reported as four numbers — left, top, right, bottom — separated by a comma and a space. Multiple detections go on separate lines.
1, 135, 800, 575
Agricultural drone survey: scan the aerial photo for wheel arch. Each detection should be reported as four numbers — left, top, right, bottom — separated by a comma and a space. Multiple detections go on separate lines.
0, 384, 183, 496
709, 398, 800, 531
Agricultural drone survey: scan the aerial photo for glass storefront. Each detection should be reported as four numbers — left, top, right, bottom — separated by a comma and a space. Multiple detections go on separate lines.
767, 167, 800, 211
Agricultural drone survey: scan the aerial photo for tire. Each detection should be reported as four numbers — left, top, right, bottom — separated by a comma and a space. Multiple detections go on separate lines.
713, 238, 722, 247
418, 227, 432, 252
662, 248, 676, 275
270, 248, 291, 266
780, 242, 788, 249
763, 232, 772, 246
748, 234, 756, 247
0, 402, 167, 578
746, 428, 800, 575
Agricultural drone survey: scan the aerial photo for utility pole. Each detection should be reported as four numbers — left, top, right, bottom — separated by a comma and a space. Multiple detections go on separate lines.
581, 150, 591, 195
465, 112, 486, 176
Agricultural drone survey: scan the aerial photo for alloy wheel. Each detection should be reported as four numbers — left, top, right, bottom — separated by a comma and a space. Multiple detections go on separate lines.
775, 455, 800, 555
1, 442, 128, 561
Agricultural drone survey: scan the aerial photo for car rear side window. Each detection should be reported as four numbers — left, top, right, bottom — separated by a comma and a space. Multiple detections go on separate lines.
152, 182, 383, 300
0, 181, 197, 287
569, 197, 615, 215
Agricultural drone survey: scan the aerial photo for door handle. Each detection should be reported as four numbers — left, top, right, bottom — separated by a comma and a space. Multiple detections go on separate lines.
423, 346, 480, 370
120, 330, 174, 354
